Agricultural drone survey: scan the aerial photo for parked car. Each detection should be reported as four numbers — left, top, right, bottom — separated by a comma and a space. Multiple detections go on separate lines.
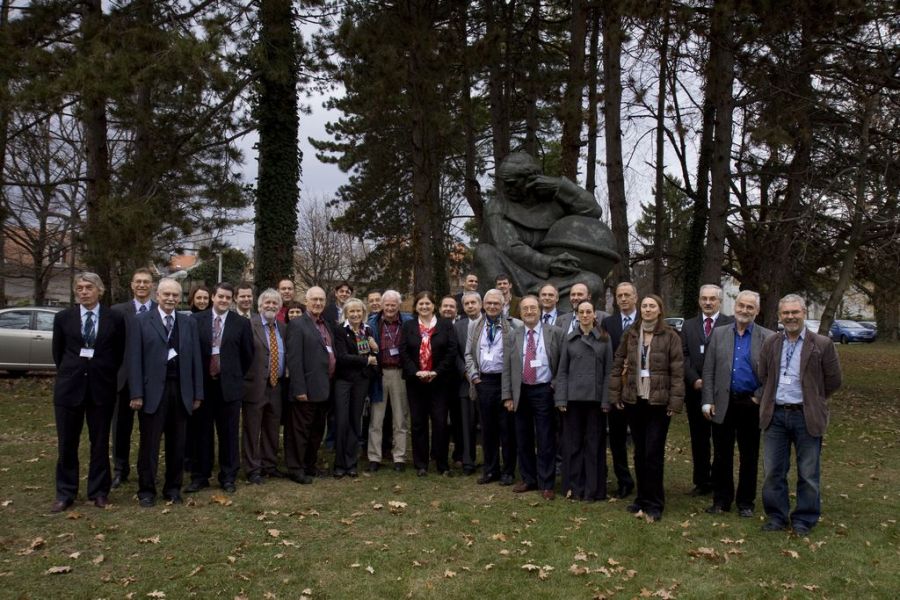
858, 320, 877, 332
829, 319, 876, 344
664, 317, 684, 332
805, 319, 821, 334
0, 306, 63, 374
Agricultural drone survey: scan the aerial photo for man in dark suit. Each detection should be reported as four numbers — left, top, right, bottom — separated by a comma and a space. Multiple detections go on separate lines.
454, 291, 482, 475
757, 294, 841, 536
185, 283, 253, 494
110, 267, 156, 488
129, 277, 204, 507
235, 282, 255, 319
323, 281, 353, 324
503, 296, 563, 499
243, 289, 287, 484
681, 284, 734, 496
600, 281, 638, 498
284, 286, 335, 484
701, 290, 774, 517
50, 273, 126, 512
454, 273, 480, 313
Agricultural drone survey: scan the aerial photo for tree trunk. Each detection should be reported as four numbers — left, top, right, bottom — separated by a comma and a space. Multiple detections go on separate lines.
0, 0, 10, 307
455, 0, 482, 224
560, 0, 587, 181
253, 0, 300, 289
585, 7, 600, 194
523, 0, 540, 158
652, 3, 670, 295
701, 0, 734, 286
80, 0, 113, 297
486, 0, 510, 178
873, 281, 899, 342
602, 0, 630, 282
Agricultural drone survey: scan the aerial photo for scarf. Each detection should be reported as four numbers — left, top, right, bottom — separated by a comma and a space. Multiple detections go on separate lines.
418, 316, 437, 371
485, 314, 501, 344
345, 321, 371, 354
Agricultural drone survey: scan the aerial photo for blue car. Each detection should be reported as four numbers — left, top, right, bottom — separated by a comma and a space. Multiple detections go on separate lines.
829, 320, 876, 344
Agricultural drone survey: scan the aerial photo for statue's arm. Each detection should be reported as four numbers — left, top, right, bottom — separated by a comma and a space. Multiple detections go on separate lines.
488, 213, 554, 279
554, 177, 603, 218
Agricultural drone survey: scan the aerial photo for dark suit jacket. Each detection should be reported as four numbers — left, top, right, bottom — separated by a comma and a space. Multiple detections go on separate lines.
454, 317, 473, 397
681, 313, 735, 388
502, 323, 563, 410
701, 322, 775, 423
334, 321, 377, 381
244, 315, 287, 404
758, 330, 842, 437
52, 306, 126, 407
196, 309, 254, 403
111, 299, 157, 391
129, 309, 204, 415
601, 312, 639, 355
399, 317, 458, 382
286, 313, 335, 402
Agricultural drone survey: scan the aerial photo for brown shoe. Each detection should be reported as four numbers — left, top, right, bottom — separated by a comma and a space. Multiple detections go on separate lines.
512, 482, 537, 493
93, 496, 109, 509
541, 490, 556, 500
50, 499, 73, 513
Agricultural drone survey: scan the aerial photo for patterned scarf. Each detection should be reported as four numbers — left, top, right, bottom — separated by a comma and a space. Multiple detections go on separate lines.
418, 317, 437, 371
485, 314, 500, 344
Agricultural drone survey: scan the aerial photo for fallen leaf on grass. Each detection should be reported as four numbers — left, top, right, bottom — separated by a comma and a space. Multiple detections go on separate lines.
688, 547, 721, 561
484, 564, 494, 571
491, 533, 508, 542
227, 556, 237, 564
92, 554, 105, 565
17, 537, 45, 555
365, 565, 375, 574
573, 551, 588, 562
211, 495, 233, 506
66, 511, 83, 520
187, 566, 203, 577
1, 500, 11, 507
147, 592, 166, 599
521, 564, 540, 572
781, 549, 800, 559
607, 558, 619, 566
45, 566, 72, 575
443, 569, 456, 578
371, 503, 384, 510
68, 551, 81, 559
350, 563, 361, 568
139, 535, 161, 544
267, 529, 280, 538
340, 518, 355, 525
803, 584, 820, 592
569, 564, 589, 576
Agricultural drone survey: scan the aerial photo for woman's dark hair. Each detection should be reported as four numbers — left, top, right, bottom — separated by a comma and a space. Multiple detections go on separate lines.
188, 285, 210, 313
573, 299, 609, 342
413, 290, 437, 312
633, 293, 667, 332
284, 300, 305, 321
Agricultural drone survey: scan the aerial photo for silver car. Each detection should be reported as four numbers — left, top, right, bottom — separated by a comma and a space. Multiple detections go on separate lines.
0, 306, 63, 373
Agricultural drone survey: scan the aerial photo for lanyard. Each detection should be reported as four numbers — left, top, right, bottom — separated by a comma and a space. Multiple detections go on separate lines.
783, 337, 801, 376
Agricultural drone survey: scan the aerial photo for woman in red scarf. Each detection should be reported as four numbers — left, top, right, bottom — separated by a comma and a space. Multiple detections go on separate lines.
400, 291, 458, 476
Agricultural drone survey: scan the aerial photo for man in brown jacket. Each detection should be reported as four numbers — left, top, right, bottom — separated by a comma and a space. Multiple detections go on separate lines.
758, 294, 842, 535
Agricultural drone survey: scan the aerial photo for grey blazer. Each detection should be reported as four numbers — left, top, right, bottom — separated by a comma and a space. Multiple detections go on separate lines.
244, 315, 287, 404
502, 323, 563, 410
553, 326, 613, 408
701, 322, 774, 423
465, 315, 520, 383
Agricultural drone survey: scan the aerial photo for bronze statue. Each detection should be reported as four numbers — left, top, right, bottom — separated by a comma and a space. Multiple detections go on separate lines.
474, 152, 620, 312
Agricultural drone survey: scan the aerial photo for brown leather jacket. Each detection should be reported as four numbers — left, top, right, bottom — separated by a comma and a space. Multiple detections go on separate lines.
609, 323, 685, 413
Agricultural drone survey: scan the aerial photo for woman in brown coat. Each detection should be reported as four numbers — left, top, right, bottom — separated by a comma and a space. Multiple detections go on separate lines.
610, 293, 684, 521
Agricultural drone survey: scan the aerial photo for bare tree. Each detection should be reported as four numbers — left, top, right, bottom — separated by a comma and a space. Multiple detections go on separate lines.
294, 195, 368, 290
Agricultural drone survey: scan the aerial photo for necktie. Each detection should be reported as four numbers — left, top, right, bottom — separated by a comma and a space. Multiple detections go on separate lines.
523, 329, 537, 385
704, 317, 713, 338
210, 316, 222, 376
268, 322, 279, 387
83, 311, 96, 347
317, 318, 336, 378
623, 315, 632, 331
542, 313, 551, 325
139, 304, 148, 313
165, 314, 174, 337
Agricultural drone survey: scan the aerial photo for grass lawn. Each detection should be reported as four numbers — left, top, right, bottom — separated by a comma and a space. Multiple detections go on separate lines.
1, 343, 898, 599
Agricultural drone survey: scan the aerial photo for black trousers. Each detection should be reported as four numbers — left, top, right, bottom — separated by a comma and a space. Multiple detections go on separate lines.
333, 375, 369, 471
712, 401, 761, 510
55, 394, 114, 501
477, 374, 516, 478
448, 388, 464, 463
608, 407, 633, 488
192, 377, 241, 485
685, 389, 713, 489
515, 382, 556, 490
137, 379, 188, 500
285, 400, 329, 476
407, 378, 450, 472
112, 385, 136, 478
562, 403, 607, 500
625, 400, 671, 515
458, 392, 478, 469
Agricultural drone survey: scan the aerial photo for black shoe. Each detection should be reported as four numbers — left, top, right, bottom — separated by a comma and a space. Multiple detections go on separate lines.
289, 472, 313, 485
164, 494, 183, 505
690, 485, 713, 496
792, 523, 811, 536
417, 469, 427, 477
111, 474, 127, 489
705, 504, 727, 515
50, 498, 74, 513
462, 466, 475, 476
738, 507, 754, 518
439, 469, 453, 478
348, 469, 359, 478
333, 469, 346, 479
248, 473, 265, 485
184, 479, 209, 493
393, 463, 405, 472
761, 520, 786, 532
265, 468, 288, 479
368, 461, 381, 472
477, 473, 499, 485
614, 482, 634, 498
138, 496, 155, 508
625, 503, 642, 514
222, 482, 236, 493
499, 474, 514, 486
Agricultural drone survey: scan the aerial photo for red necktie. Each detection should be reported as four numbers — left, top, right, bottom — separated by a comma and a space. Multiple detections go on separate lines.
523, 329, 537, 385
704, 317, 713, 338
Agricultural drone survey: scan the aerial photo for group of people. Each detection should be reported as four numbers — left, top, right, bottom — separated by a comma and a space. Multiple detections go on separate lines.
50, 269, 841, 535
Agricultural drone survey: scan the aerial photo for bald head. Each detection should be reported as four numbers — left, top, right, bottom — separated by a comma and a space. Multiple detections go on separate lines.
305, 286, 326, 317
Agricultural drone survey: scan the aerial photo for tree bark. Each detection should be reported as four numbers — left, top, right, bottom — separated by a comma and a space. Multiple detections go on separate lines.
602, 0, 630, 282
455, 0, 482, 224
523, 0, 540, 158
652, 3, 670, 295
0, 0, 11, 307
585, 7, 600, 194
560, 0, 587, 181
485, 0, 510, 178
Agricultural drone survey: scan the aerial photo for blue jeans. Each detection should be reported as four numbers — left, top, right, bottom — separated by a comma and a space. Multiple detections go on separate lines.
762, 407, 822, 529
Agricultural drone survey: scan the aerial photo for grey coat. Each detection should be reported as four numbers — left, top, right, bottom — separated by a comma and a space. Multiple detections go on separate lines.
701, 322, 775, 424
502, 323, 563, 410
553, 326, 613, 409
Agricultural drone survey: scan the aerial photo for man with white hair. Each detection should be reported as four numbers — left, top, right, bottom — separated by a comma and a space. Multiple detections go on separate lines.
242, 289, 287, 484
757, 294, 841, 535
129, 277, 204, 507
366, 289, 413, 471
701, 290, 774, 517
